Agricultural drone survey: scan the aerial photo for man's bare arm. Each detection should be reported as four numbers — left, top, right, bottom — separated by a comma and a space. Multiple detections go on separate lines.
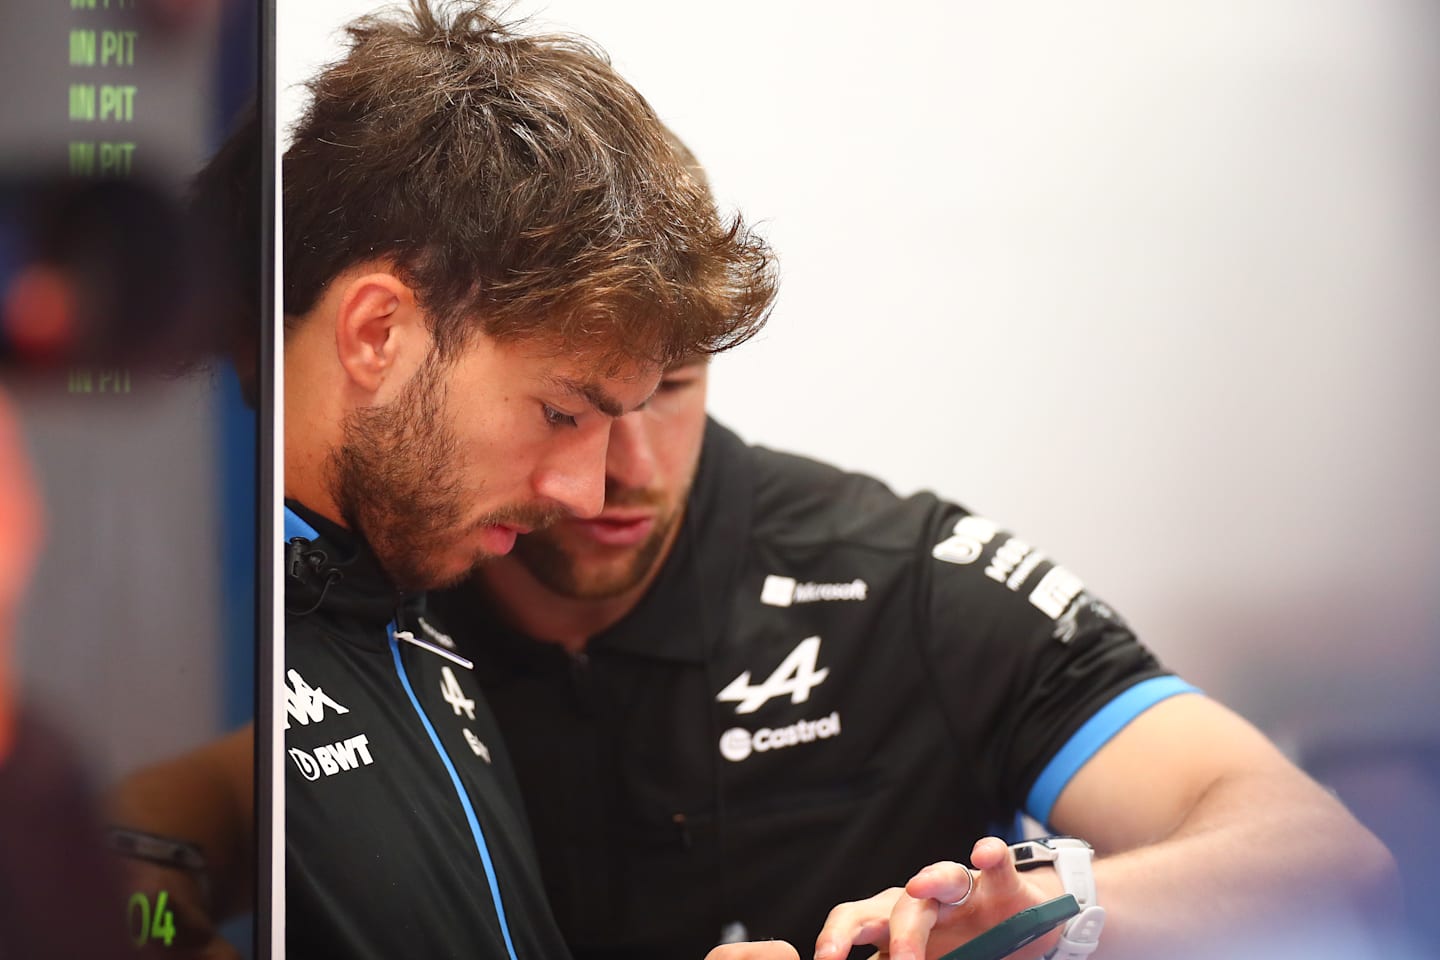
1037, 693, 1398, 955
819, 695, 1398, 960
106, 722, 256, 922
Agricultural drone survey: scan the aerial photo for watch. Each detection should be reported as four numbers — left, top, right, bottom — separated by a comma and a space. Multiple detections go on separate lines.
1009, 836, 1106, 959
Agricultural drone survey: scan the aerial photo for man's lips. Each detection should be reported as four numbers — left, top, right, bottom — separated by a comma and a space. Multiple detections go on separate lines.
565, 511, 655, 548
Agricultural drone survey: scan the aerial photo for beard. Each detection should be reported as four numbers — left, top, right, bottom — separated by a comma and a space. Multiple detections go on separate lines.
508, 484, 685, 601
327, 354, 559, 592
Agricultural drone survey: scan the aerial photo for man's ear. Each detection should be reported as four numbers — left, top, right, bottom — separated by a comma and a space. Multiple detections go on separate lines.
332, 272, 426, 395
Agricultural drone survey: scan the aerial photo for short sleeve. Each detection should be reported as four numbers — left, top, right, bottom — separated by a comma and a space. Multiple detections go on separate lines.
917, 505, 1198, 826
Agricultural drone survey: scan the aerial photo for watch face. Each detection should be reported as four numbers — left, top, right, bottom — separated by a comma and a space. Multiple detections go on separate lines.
1011, 836, 1093, 870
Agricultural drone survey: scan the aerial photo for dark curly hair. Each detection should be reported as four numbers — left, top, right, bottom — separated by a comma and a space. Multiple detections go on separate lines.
283, 0, 776, 368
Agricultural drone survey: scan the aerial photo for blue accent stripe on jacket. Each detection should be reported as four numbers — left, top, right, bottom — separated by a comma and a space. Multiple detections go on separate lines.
1026, 676, 1200, 826
387, 623, 521, 960
283, 506, 319, 543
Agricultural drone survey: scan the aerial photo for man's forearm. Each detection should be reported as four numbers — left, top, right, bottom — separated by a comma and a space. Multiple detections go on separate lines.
1065, 768, 1398, 959
105, 724, 256, 921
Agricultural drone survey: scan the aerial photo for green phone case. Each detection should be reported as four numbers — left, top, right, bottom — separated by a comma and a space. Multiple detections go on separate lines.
934, 894, 1080, 960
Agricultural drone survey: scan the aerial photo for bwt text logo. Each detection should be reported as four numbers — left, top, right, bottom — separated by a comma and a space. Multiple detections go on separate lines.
719, 711, 842, 763
289, 734, 375, 781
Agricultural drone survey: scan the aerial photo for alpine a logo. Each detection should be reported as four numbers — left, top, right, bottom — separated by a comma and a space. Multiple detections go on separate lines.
284, 669, 349, 730
289, 734, 375, 781
761, 575, 868, 607
719, 711, 842, 763
717, 636, 829, 714
440, 666, 476, 720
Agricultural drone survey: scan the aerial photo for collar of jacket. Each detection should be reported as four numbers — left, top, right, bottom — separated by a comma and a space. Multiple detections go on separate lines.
283, 499, 418, 627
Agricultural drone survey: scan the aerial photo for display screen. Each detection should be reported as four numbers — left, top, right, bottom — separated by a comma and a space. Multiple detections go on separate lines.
0, 0, 269, 956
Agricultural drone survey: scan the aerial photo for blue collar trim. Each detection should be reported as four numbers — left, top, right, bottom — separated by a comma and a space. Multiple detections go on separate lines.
284, 506, 320, 543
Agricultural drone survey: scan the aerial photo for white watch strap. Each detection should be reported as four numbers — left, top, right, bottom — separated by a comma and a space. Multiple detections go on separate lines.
1048, 904, 1106, 960
1050, 843, 1098, 910
1011, 838, 1103, 960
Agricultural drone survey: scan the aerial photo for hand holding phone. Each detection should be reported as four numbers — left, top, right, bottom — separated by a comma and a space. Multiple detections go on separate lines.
933, 894, 1080, 960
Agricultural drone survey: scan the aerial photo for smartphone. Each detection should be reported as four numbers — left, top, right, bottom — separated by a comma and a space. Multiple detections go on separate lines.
934, 894, 1080, 960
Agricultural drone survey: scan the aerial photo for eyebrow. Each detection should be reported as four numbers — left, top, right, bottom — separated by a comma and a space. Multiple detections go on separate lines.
550, 376, 626, 418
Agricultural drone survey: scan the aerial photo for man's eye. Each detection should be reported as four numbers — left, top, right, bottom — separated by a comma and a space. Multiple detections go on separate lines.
542, 405, 578, 428
657, 377, 693, 394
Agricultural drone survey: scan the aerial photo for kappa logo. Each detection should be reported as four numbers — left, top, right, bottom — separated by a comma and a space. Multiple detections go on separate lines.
760, 575, 868, 607
719, 711, 842, 763
289, 734, 374, 781
284, 669, 349, 730
717, 636, 829, 714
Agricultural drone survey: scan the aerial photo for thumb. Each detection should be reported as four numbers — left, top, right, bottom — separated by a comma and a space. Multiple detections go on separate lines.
970, 836, 1025, 900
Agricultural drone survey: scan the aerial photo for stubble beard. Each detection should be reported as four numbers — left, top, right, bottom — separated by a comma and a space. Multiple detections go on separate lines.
328, 359, 469, 592
329, 359, 567, 592
509, 491, 684, 601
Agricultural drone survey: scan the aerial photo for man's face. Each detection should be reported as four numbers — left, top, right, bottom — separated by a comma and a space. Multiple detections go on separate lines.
328, 336, 659, 592
504, 361, 709, 600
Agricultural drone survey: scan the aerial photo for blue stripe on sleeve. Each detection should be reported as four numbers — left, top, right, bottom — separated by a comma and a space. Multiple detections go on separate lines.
1025, 676, 1200, 826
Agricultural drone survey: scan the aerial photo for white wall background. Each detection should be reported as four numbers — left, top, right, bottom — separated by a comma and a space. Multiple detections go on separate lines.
278, 0, 1440, 752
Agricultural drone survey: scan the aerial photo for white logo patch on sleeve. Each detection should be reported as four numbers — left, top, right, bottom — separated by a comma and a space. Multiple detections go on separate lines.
1029, 565, 1085, 621
932, 515, 1000, 565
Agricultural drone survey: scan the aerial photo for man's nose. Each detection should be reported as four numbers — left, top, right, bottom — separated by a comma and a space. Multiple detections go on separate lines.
606, 413, 656, 492
530, 427, 609, 519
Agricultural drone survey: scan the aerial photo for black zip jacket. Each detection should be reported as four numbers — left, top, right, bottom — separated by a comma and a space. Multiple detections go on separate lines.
284, 502, 571, 960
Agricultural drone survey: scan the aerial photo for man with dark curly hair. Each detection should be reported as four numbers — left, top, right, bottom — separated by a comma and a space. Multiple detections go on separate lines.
274, 2, 774, 957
